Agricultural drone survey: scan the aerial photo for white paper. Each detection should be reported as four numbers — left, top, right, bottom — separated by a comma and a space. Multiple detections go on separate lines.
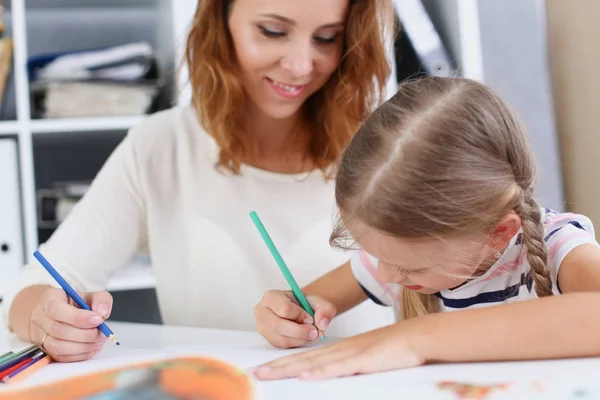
2, 345, 600, 400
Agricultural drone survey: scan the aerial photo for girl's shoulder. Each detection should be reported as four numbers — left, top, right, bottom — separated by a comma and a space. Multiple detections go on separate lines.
540, 208, 596, 240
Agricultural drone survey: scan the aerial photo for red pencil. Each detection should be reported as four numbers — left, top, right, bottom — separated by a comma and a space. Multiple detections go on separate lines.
4, 355, 52, 384
0, 357, 33, 380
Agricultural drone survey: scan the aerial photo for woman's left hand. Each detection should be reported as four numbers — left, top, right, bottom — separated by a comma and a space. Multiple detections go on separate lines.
251, 323, 426, 380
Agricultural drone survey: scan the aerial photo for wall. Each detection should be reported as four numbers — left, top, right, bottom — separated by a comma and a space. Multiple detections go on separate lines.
546, 0, 600, 225
422, 0, 564, 211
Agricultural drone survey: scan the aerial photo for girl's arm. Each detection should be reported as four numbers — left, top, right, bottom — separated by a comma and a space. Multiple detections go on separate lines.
303, 261, 368, 316
253, 243, 600, 380
411, 243, 600, 363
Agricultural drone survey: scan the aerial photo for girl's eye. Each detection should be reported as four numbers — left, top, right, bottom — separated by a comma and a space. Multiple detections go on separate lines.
259, 26, 285, 38
398, 269, 416, 276
397, 267, 425, 276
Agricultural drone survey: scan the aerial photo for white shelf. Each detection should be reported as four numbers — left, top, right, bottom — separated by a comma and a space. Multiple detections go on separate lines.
0, 121, 19, 135
30, 115, 145, 134
22, 0, 160, 9
3, 0, 190, 295
106, 258, 156, 292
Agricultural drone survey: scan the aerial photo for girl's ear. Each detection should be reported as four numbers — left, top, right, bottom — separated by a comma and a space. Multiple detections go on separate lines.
488, 212, 522, 251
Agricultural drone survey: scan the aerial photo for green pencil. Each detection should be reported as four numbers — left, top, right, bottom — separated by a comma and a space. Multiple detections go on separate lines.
249, 211, 325, 341
0, 352, 13, 363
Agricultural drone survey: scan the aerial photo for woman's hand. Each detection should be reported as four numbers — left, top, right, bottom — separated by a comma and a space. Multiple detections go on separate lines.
254, 290, 337, 348
252, 323, 426, 380
29, 287, 113, 362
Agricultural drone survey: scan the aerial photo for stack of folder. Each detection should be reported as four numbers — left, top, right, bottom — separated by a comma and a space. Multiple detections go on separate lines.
27, 42, 161, 118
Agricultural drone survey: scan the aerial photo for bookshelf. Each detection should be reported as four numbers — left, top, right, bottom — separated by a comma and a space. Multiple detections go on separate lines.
30, 116, 146, 134
0, 0, 195, 295
0, 121, 17, 134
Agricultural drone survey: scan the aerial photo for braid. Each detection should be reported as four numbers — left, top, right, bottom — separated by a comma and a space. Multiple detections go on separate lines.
400, 288, 440, 320
514, 194, 553, 297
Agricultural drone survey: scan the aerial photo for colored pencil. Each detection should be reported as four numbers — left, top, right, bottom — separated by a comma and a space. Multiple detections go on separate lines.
0, 357, 34, 380
0, 352, 13, 364
249, 211, 325, 341
0, 344, 38, 370
3, 354, 52, 384
0, 345, 40, 372
32, 251, 120, 345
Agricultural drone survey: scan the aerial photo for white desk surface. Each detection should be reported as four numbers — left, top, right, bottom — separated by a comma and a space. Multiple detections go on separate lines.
1, 321, 600, 399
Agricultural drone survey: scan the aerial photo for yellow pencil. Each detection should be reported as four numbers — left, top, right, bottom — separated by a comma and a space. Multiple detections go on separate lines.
3, 355, 52, 384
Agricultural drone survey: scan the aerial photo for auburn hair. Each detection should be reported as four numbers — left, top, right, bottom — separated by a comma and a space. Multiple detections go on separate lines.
330, 76, 552, 320
185, 0, 396, 175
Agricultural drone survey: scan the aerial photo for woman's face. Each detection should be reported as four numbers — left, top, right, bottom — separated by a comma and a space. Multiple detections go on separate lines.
228, 0, 347, 121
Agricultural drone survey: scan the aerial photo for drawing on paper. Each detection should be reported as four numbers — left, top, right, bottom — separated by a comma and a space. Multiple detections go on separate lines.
0, 356, 254, 400
437, 380, 509, 399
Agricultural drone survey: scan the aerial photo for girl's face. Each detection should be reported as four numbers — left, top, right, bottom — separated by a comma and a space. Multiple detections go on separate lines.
228, 0, 347, 121
349, 222, 498, 293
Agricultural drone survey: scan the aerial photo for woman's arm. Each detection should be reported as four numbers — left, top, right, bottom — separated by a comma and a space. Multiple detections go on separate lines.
302, 260, 368, 316
5, 125, 149, 341
412, 243, 600, 363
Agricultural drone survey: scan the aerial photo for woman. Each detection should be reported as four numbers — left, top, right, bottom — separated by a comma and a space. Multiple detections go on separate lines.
3, 0, 396, 362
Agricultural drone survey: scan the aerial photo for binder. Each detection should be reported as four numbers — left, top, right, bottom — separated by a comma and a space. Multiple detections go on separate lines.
392, 0, 453, 78
0, 138, 24, 299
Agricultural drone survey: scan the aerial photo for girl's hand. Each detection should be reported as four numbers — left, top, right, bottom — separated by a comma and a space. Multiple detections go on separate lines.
254, 290, 336, 348
252, 323, 425, 380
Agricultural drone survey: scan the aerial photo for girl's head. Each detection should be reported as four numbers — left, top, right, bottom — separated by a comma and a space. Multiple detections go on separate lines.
186, 0, 394, 174
331, 76, 553, 318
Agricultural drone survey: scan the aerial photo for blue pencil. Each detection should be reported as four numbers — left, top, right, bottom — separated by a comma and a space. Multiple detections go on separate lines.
32, 251, 120, 346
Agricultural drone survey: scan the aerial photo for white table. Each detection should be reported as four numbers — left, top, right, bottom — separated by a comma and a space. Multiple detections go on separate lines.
1, 321, 600, 399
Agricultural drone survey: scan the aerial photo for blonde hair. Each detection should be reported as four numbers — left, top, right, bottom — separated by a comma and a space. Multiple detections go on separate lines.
185, 0, 395, 176
330, 77, 553, 319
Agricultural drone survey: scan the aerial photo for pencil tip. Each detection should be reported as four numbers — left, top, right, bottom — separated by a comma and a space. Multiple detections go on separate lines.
116, 342, 120, 346
320, 335, 326, 341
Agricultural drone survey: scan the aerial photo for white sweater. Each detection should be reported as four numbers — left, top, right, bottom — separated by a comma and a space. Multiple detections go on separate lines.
1, 105, 394, 336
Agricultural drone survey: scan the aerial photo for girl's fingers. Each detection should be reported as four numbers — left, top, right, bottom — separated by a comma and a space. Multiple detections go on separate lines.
300, 357, 360, 380
271, 315, 319, 341
254, 346, 343, 380
255, 307, 319, 348
265, 334, 310, 350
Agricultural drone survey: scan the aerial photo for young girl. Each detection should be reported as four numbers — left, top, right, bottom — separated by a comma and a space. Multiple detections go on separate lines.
251, 76, 600, 380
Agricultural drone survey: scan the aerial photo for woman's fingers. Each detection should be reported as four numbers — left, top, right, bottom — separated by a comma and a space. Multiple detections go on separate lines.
32, 304, 103, 343
33, 331, 105, 359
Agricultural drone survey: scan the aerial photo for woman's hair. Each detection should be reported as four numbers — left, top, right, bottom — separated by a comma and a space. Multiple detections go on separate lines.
330, 76, 552, 319
185, 0, 395, 176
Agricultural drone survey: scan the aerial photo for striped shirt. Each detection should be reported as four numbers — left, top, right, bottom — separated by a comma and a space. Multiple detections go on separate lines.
351, 209, 599, 312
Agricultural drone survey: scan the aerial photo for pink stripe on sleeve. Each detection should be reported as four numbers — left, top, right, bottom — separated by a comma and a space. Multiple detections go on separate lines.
547, 232, 592, 265
544, 213, 579, 227
359, 250, 399, 303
